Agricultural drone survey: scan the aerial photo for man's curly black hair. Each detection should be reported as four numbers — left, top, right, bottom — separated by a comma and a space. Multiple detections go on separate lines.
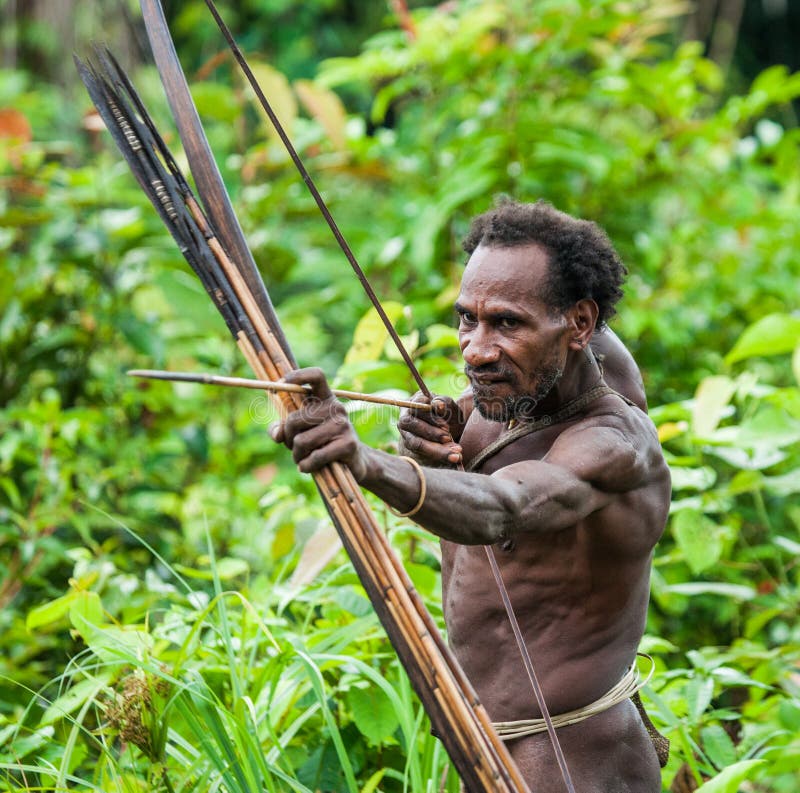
461, 198, 627, 327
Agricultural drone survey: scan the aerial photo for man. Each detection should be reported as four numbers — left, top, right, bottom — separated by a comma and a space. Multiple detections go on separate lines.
272, 199, 671, 792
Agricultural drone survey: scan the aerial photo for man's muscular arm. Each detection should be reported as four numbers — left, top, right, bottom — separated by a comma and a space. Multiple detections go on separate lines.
274, 369, 656, 546
365, 420, 651, 543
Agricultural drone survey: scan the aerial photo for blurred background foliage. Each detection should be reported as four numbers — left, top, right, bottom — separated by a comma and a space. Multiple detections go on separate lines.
0, 1, 798, 791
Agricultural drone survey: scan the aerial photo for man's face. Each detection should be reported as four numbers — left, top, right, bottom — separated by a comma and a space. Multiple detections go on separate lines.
456, 243, 571, 422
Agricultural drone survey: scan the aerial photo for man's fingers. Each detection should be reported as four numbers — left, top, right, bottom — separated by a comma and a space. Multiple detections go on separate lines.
291, 420, 348, 465
430, 396, 458, 422
400, 430, 461, 465
282, 366, 333, 401
296, 437, 355, 474
398, 414, 450, 444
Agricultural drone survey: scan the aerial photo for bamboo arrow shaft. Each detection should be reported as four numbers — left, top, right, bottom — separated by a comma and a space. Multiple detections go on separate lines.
128, 369, 432, 411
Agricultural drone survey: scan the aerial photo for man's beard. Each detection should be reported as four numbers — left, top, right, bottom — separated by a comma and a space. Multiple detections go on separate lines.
468, 360, 564, 423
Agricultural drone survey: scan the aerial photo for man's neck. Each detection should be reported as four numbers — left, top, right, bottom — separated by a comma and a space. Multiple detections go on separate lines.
532, 349, 603, 417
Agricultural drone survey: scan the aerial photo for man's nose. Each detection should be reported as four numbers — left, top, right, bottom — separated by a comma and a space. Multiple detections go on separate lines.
461, 326, 501, 366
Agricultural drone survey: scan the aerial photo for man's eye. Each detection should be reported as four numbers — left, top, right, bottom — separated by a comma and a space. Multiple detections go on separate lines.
499, 317, 519, 329
459, 312, 476, 324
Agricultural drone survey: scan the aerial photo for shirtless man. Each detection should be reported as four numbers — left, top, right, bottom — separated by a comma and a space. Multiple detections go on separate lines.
272, 200, 671, 792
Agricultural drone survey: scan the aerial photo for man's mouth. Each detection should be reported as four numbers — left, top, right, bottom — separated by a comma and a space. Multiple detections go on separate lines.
464, 366, 515, 387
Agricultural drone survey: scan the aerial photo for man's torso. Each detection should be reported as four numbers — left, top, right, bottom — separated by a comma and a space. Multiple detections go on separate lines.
440, 392, 669, 790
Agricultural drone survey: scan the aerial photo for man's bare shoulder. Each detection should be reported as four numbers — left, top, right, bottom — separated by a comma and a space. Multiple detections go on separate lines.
545, 393, 668, 494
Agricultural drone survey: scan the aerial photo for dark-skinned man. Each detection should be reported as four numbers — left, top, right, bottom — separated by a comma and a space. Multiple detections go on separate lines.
272, 199, 671, 793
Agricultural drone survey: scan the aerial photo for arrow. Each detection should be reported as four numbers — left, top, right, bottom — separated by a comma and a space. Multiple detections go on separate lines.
128, 369, 434, 411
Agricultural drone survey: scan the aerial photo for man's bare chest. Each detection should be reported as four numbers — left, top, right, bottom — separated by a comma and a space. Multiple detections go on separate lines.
460, 415, 571, 475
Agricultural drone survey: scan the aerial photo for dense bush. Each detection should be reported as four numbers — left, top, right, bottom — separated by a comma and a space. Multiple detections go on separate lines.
1, 1, 798, 791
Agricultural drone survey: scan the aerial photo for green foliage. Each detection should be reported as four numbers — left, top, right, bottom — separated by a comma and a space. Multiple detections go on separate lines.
2, 0, 799, 791
646, 312, 800, 791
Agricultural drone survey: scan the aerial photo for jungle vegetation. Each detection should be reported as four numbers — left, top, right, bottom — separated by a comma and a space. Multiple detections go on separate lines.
1, 1, 798, 791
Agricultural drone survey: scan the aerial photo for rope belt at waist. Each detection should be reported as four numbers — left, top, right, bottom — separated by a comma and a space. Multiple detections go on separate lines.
492, 653, 655, 741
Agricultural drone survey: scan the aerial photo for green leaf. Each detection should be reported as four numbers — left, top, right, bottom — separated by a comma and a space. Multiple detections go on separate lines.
40, 673, 112, 726
762, 470, 800, 496
691, 376, 736, 436
669, 465, 717, 492
153, 269, 226, 335
685, 676, 715, 722
248, 62, 298, 141
174, 557, 249, 581
725, 314, 800, 365
81, 625, 154, 664
778, 700, 800, 732
422, 324, 460, 352
26, 592, 77, 631
344, 303, 404, 365
664, 583, 756, 600
294, 79, 347, 150
672, 510, 724, 574
68, 591, 104, 633
700, 724, 737, 769
0, 726, 54, 762
346, 685, 399, 745
694, 760, 766, 792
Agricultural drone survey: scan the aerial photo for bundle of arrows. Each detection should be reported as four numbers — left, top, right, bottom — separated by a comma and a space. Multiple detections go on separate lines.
75, 15, 529, 793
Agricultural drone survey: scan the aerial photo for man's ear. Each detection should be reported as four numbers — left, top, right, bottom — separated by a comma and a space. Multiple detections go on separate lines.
566, 299, 598, 351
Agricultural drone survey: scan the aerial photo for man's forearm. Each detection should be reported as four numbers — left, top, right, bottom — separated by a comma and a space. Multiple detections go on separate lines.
358, 446, 512, 545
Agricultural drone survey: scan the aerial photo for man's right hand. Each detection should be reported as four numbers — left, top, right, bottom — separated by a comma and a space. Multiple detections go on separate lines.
397, 394, 466, 467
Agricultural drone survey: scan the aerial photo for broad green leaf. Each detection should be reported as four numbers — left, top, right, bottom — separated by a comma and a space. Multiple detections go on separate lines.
700, 724, 737, 769
26, 592, 77, 631
40, 673, 112, 726
81, 625, 154, 664
725, 313, 800, 365
672, 510, 724, 574
763, 470, 800, 496
694, 760, 766, 792
404, 562, 437, 596
775, 535, 800, 555
384, 330, 419, 362
638, 635, 679, 654
422, 324, 460, 351
658, 421, 688, 443
330, 587, 372, 618
669, 465, 716, 492
727, 469, 763, 495
685, 676, 715, 722
68, 590, 104, 632
691, 376, 736, 436
778, 700, 800, 732
346, 685, 399, 745
0, 726, 54, 762
344, 303, 404, 365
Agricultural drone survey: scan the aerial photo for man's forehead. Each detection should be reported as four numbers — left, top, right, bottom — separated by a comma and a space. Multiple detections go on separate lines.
459, 243, 549, 297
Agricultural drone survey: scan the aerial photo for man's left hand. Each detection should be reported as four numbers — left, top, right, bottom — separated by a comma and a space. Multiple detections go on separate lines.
270, 367, 368, 481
